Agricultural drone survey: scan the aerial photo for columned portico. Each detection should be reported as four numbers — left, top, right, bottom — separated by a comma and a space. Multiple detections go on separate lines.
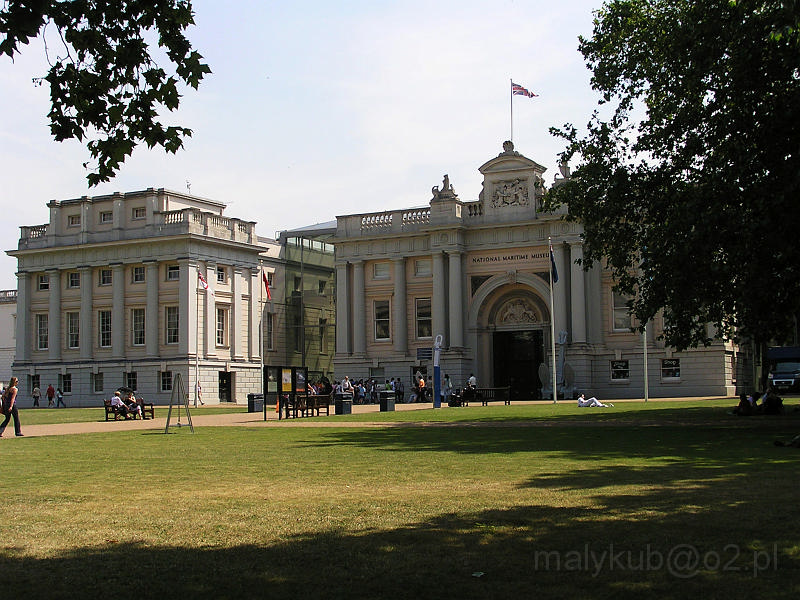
393, 257, 407, 354
569, 242, 587, 343
448, 251, 463, 348
352, 261, 366, 355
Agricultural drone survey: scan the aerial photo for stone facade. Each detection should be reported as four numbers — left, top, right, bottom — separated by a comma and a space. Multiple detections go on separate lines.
331, 142, 748, 399
8, 189, 273, 406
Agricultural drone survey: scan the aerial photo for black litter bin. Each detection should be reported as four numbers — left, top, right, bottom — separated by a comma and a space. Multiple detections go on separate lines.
335, 392, 353, 415
247, 393, 264, 413
379, 390, 396, 412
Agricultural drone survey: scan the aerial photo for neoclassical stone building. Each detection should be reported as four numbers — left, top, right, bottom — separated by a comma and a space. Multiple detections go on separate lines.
8, 189, 272, 406
332, 142, 747, 399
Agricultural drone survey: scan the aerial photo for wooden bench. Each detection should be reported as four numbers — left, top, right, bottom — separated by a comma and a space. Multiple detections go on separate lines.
475, 387, 511, 405
460, 387, 511, 406
103, 398, 154, 420
306, 393, 331, 417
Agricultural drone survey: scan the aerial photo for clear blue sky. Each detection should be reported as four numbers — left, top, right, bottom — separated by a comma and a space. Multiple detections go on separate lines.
0, 0, 604, 290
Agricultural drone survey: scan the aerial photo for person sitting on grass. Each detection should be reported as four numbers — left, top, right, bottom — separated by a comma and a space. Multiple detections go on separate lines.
577, 393, 613, 408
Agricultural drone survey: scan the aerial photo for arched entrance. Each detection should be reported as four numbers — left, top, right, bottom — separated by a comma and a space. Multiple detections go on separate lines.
467, 273, 552, 399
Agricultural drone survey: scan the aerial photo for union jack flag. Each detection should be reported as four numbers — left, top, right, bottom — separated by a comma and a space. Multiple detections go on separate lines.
198, 270, 209, 290
512, 81, 538, 98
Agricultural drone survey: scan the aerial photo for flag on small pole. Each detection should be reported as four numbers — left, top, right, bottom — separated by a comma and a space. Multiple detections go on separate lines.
198, 271, 208, 290
510, 79, 538, 142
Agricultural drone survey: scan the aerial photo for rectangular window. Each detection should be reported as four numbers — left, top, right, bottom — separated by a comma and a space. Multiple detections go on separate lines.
165, 306, 179, 344
266, 312, 274, 351
99, 211, 113, 224
216, 306, 228, 347
99, 269, 112, 286
93, 372, 104, 393
414, 259, 432, 277
294, 276, 302, 292
59, 373, 71, 394
166, 265, 180, 281
132, 207, 146, 220
374, 300, 390, 340
661, 359, 681, 379
132, 266, 145, 283
132, 308, 145, 346
612, 290, 633, 331
67, 312, 80, 349
373, 262, 390, 279
416, 298, 432, 339
68, 272, 80, 288
29, 374, 40, 392
318, 280, 327, 295
38, 274, 49, 291
36, 314, 48, 350
125, 372, 137, 391
161, 371, 173, 392
99, 310, 112, 348
67, 214, 81, 227
216, 266, 226, 283
611, 360, 630, 380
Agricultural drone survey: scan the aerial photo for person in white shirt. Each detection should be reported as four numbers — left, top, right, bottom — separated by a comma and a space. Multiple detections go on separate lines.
577, 393, 613, 408
468, 373, 477, 388
340, 376, 354, 393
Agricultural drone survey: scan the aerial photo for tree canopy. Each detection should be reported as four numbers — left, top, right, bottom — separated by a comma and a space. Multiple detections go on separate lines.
0, 0, 210, 185
546, 0, 800, 349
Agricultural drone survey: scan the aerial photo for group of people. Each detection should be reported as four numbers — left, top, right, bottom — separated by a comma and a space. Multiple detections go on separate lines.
31, 384, 66, 408
109, 391, 143, 419
733, 388, 785, 416
334, 376, 406, 404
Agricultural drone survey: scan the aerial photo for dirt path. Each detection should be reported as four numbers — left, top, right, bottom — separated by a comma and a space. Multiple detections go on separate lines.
1, 397, 742, 439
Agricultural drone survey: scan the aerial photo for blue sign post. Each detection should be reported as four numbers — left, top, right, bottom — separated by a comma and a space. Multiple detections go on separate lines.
433, 335, 443, 408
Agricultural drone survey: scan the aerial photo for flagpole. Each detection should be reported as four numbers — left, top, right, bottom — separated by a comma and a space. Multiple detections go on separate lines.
259, 261, 265, 418
549, 237, 557, 404
195, 265, 200, 407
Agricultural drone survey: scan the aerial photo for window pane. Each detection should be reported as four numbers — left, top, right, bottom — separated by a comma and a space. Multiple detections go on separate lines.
374, 300, 390, 340
416, 298, 432, 338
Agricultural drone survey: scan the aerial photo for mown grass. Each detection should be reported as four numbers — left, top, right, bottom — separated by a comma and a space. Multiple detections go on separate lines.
1, 401, 799, 599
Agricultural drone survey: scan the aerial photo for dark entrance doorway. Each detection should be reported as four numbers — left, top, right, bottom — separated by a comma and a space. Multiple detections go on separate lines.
493, 330, 544, 400
218, 371, 232, 403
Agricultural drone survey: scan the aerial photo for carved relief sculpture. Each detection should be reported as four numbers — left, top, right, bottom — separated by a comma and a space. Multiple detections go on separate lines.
491, 179, 529, 207
497, 298, 539, 324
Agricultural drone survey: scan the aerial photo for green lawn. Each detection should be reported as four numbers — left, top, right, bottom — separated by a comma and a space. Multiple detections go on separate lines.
1, 401, 798, 599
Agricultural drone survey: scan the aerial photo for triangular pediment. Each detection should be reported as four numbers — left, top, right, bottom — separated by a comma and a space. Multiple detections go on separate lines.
479, 141, 547, 176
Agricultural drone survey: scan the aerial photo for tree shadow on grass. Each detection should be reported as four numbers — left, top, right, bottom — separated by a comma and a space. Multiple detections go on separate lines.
0, 498, 797, 600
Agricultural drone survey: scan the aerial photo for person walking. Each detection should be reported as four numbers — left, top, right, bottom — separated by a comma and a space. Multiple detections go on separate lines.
46, 384, 56, 407
55, 387, 66, 408
0, 376, 23, 437
32, 385, 41, 407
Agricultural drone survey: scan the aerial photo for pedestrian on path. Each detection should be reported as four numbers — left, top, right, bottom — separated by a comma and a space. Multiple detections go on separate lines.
0, 377, 23, 437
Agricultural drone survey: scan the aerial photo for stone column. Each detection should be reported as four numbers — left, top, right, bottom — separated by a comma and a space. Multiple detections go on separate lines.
249, 267, 261, 361
112, 264, 125, 358
569, 242, 587, 343
432, 252, 446, 345
145, 261, 159, 357
15, 272, 30, 362
335, 263, 350, 355
392, 257, 407, 354
179, 260, 196, 357
205, 262, 216, 357
232, 267, 243, 360
79, 266, 93, 361
47, 269, 61, 361
352, 260, 366, 355
448, 251, 463, 348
